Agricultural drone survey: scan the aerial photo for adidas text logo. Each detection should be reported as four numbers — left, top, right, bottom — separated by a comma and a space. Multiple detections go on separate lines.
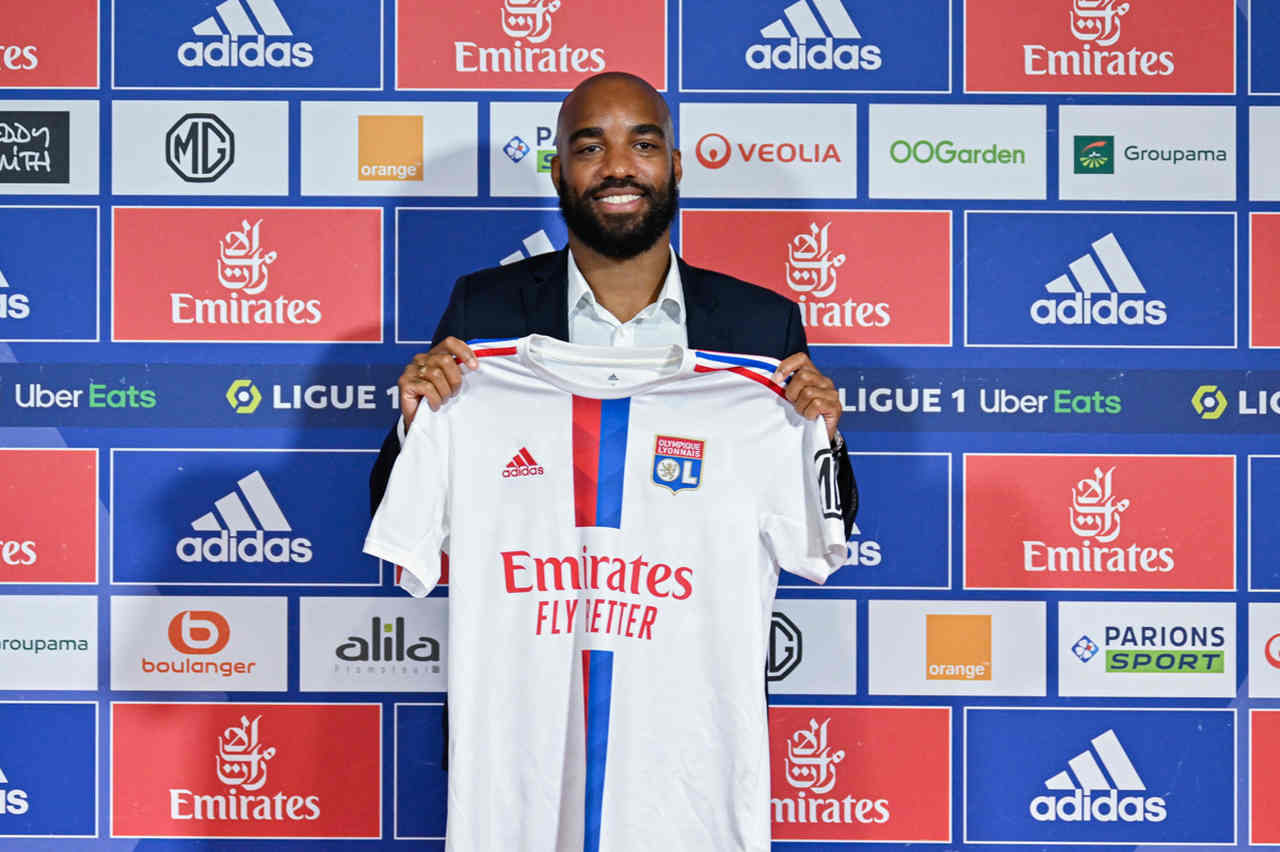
0, 267, 29, 321
1029, 729, 1167, 823
178, 0, 314, 69
746, 0, 881, 71
176, 470, 313, 564
1031, 232, 1167, 327
0, 767, 28, 816
503, 447, 544, 478
500, 230, 555, 266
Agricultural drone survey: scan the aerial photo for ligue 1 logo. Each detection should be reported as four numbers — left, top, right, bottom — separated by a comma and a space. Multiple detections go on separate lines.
652, 435, 704, 493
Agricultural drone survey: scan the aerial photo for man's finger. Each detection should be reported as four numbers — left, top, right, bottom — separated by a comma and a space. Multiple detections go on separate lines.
772, 352, 812, 384
431, 355, 464, 391
435, 336, 478, 369
421, 366, 453, 405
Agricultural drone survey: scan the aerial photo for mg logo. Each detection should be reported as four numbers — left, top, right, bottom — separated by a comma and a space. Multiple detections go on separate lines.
767, 611, 803, 681
166, 113, 235, 183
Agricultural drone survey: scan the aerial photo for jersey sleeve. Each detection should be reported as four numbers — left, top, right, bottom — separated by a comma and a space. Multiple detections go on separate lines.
363, 411, 451, 598
760, 413, 848, 584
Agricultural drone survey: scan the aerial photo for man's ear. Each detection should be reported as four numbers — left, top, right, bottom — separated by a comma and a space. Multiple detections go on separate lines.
672, 149, 683, 185
549, 154, 562, 193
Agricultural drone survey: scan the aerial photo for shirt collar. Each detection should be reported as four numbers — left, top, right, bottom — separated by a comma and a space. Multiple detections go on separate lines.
567, 245, 685, 324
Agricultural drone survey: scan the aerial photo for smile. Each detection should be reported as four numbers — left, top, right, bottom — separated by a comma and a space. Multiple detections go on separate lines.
597, 194, 643, 205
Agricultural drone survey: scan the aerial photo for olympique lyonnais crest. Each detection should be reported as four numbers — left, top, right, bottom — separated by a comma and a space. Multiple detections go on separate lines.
652, 435, 704, 493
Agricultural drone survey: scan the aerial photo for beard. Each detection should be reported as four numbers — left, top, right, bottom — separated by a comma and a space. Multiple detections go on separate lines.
557, 167, 679, 260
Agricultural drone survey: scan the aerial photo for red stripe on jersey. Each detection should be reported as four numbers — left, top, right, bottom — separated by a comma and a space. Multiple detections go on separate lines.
693, 363, 786, 398
518, 447, 537, 466
573, 396, 601, 527
471, 346, 517, 359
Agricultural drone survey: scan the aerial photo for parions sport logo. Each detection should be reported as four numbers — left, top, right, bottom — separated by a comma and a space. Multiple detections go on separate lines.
112, 207, 381, 343
964, 454, 1234, 591
965, 0, 1234, 93
397, 0, 665, 90
680, 209, 950, 345
111, 703, 380, 838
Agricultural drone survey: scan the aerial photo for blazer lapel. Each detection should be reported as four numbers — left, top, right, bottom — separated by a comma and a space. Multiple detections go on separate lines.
678, 256, 731, 352
521, 249, 571, 340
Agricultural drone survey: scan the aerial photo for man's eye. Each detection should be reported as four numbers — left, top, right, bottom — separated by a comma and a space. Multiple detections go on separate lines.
577, 144, 601, 154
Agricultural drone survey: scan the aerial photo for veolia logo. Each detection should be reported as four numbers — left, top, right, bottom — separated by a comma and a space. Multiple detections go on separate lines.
695, 133, 731, 169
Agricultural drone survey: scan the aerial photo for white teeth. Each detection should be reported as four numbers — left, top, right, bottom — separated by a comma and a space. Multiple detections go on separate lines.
598, 194, 641, 205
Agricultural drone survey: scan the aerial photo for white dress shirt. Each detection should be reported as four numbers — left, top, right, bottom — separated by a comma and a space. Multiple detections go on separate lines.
398, 247, 688, 444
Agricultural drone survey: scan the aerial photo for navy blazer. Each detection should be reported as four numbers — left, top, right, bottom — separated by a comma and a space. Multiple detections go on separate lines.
369, 248, 857, 534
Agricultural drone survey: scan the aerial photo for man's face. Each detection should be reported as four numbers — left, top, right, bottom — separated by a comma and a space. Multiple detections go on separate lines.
552, 80, 682, 260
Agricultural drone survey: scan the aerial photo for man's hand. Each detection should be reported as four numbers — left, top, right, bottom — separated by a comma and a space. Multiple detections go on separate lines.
398, 337, 478, 429
774, 353, 841, 441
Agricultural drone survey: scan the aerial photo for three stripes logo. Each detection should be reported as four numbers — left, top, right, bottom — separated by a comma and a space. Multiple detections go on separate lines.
500, 230, 555, 266
1029, 729, 1167, 823
178, 0, 314, 69
1030, 232, 1167, 327
175, 470, 313, 564
503, 447, 545, 478
746, 0, 882, 72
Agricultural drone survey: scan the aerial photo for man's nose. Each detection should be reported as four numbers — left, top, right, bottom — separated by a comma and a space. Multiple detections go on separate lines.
599, 144, 635, 180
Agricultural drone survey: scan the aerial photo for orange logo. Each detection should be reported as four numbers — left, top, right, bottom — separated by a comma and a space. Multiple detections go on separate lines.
357, 115, 423, 181
925, 613, 992, 680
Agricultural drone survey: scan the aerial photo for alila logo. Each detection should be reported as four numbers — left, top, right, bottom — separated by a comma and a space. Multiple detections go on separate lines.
1024, 0, 1174, 79
693, 132, 842, 171
178, 0, 314, 69
784, 221, 889, 330
747, 0, 881, 71
1075, 135, 1114, 173
1023, 465, 1175, 574
177, 470, 312, 564
500, 229, 556, 265
1030, 728, 1167, 823
0, 767, 29, 816
454, 0, 606, 75
1031, 232, 1167, 327
335, 616, 441, 667
169, 713, 321, 821
170, 218, 322, 328
774, 716, 890, 826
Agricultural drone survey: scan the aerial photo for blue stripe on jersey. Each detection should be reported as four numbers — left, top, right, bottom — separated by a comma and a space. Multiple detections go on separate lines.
584, 649, 614, 852
595, 398, 630, 528
694, 350, 780, 375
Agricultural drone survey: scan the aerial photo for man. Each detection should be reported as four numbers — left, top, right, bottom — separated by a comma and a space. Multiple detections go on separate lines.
370, 71, 855, 532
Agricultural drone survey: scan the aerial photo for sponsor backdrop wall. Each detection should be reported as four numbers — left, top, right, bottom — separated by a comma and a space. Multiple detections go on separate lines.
1, 0, 1277, 847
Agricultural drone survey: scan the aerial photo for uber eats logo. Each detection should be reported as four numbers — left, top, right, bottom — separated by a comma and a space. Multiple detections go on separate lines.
1075, 136, 1114, 174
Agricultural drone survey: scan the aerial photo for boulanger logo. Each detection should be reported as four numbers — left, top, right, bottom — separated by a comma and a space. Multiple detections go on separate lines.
1074, 135, 1113, 173
747, 0, 880, 71
177, 470, 312, 564
925, 613, 991, 680
1030, 729, 1166, 823
694, 131, 842, 171
225, 379, 262, 413
178, 0, 313, 69
1032, 232, 1166, 327
1191, 384, 1227, 420
168, 610, 230, 654
356, 115, 423, 182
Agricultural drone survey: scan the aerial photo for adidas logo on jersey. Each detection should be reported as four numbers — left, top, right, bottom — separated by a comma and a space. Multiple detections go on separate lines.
500, 229, 556, 266
176, 470, 313, 563
1029, 728, 1167, 823
1031, 232, 1167, 326
746, 0, 882, 71
178, 0, 314, 69
503, 447, 544, 478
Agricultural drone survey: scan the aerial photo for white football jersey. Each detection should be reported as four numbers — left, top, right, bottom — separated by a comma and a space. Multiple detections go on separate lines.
364, 334, 845, 852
